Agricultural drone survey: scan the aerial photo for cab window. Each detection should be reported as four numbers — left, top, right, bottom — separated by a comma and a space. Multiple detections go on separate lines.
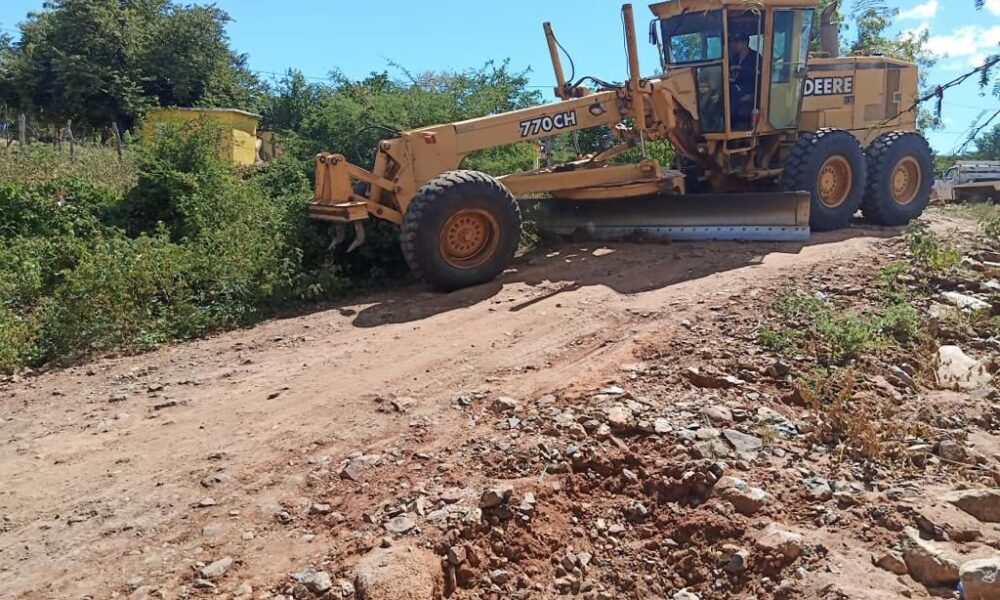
662, 11, 724, 64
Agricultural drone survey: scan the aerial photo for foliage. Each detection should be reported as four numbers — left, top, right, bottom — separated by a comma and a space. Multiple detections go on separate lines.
0, 123, 345, 374
761, 287, 921, 365
0, 144, 138, 193
904, 221, 961, 274
846, 1, 938, 128
972, 123, 1000, 160
266, 61, 542, 177
0, 0, 261, 128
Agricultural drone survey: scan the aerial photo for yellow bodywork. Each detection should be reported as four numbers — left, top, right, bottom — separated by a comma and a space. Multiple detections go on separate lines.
143, 108, 261, 166
310, 0, 920, 225
801, 56, 918, 144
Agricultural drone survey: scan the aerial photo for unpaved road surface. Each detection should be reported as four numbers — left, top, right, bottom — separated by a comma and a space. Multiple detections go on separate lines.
0, 211, 982, 599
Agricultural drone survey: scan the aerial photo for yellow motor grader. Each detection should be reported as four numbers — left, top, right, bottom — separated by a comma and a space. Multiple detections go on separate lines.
310, 0, 932, 290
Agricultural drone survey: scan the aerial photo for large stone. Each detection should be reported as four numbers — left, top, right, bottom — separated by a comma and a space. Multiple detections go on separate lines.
722, 429, 763, 453
756, 407, 798, 438
900, 527, 960, 587
755, 524, 803, 561
936, 346, 992, 391
341, 454, 382, 481
355, 545, 442, 600
686, 368, 745, 389
802, 477, 833, 502
383, 516, 416, 535
715, 476, 769, 516
947, 489, 1000, 523
960, 557, 1000, 600
292, 569, 333, 595
873, 552, 908, 576
941, 291, 991, 312
199, 556, 234, 580
604, 404, 635, 431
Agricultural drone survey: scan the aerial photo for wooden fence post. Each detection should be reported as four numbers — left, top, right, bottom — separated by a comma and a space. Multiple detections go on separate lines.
66, 119, 75, 160
18, 113, 26, 146
111, 122, 124, 161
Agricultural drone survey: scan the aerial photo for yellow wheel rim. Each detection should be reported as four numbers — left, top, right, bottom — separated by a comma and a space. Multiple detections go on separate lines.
817, 155, 853, 209
439, 209, 500, 270
891, 156, 921, 206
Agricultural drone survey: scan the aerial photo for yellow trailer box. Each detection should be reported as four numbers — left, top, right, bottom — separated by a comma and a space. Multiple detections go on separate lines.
143, 108, 261, 166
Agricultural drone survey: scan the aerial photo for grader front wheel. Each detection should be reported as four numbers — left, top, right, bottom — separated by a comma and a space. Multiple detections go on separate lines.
401, 170, 522, 291
862, 132, 934, 226
782, 128, 867, 232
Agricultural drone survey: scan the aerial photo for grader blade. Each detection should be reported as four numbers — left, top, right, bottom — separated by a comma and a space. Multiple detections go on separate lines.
538, 192, 812, 242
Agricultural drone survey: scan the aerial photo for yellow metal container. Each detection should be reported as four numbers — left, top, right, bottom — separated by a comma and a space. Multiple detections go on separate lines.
143, 108, 261, 165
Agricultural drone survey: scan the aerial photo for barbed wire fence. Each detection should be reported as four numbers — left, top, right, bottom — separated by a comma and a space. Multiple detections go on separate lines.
1, 110, 126, 160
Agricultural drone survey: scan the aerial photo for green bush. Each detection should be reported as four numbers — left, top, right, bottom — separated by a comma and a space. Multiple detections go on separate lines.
762, 288, 921, 365
0, 122, 357, 374
905, 221, 961, 274
0, 145, 137, 193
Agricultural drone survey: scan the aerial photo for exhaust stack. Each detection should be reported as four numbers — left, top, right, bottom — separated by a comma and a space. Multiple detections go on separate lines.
820, 1, 840, 58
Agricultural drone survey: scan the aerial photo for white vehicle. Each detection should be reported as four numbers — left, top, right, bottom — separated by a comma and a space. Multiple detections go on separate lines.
934, 161, 1000, 202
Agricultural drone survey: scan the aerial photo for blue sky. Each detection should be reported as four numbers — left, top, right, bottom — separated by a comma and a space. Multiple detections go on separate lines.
1, 0, 998, 152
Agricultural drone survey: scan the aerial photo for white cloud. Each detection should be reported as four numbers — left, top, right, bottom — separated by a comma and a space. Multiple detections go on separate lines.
898, 0, 939, 21
985, 0, 1000, 17
925, 24, 1000, 69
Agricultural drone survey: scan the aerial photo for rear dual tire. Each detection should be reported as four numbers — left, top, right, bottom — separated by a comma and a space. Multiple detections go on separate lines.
782, 128, 932, 231
861, 131, 934, 226
782, 128, 867, 232
401, 170, 522, 292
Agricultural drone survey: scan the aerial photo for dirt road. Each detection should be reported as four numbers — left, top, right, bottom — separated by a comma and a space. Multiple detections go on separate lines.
0, 213, 968, 598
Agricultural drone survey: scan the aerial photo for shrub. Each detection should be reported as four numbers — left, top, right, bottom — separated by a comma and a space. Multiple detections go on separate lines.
905, 221, 960, 274
762, 288, 921, 366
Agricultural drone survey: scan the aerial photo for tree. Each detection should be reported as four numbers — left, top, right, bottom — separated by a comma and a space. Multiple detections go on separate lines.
1, 0, 261, 129
138, 5, 262, 111
263, 61, 542, 175
0, 31, 14, 113
973, 123, 1000, 160
843, 1, 937, 127
260, 71, 330, 133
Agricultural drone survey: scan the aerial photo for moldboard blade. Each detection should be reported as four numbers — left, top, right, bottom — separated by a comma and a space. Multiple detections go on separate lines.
535, 192, 811, 242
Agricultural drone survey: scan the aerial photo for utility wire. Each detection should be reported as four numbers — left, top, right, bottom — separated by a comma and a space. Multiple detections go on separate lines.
954, 108, 1000, 156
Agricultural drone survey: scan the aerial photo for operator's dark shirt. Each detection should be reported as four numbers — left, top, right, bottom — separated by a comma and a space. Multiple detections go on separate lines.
731, 49, 760, 97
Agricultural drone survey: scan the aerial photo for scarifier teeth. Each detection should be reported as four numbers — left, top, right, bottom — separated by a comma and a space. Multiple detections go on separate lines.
328, 225, 347, 251
346, 222, 367, 253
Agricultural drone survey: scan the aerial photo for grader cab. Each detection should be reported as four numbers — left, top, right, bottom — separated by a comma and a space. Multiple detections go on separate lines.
310, 0, 933, 291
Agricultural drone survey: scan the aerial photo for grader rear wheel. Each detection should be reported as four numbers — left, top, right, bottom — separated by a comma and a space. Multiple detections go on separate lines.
782, 128, 866, 232
401, 170, 521, 291
862, 132, 934, 226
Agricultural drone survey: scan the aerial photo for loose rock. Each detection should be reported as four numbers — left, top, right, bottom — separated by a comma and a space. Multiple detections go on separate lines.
355, 545, 442, 600
722, 429, 763, 453
199, 556, 234, 580
936, 346, 992, 391
901, 527, 960, 587
756, 524, 803, 561
292, 569, 333, 595
960, 557, 1000, 600
383, 515, 416, 535
873, 552, 908, 576
715, 476, 769, 516
947, 489, 1000, 523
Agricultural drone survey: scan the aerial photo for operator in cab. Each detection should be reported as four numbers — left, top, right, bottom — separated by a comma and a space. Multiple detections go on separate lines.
729, 33, 760, 130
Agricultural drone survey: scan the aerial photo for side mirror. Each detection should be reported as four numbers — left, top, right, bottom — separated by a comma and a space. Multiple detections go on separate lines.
649, 20, 659, 45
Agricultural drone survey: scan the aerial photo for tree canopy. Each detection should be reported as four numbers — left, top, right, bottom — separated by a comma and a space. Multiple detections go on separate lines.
0, 0, 261, 128
973, 124, 1000, 160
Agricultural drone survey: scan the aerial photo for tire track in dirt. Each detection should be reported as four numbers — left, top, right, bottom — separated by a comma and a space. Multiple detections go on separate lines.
0, 216, 953, 598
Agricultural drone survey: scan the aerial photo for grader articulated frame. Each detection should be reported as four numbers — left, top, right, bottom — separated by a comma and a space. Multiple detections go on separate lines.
310, 0, 933, 290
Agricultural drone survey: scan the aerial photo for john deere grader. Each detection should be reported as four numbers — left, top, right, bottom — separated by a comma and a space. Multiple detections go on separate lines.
310, 0, 932, 291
